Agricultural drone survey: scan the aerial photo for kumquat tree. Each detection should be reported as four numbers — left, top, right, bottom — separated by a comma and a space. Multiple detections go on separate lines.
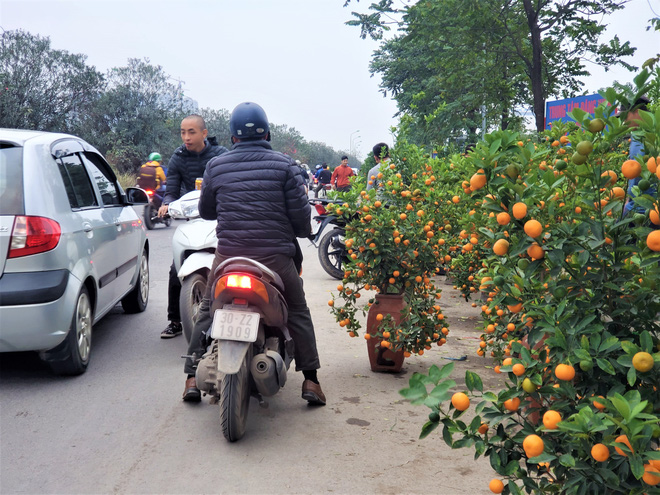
327, 142, 452, 356
397, 70, 660, 494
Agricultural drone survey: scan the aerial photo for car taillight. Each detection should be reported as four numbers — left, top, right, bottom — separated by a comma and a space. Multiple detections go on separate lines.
8, 216, 61, 258
314, 204, 327, 215
227, 274, 252, 289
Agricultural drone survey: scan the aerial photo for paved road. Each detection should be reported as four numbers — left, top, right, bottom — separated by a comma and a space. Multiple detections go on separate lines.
0, 213, 493, 495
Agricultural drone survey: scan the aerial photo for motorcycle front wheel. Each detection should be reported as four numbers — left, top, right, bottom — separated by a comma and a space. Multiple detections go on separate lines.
318, 228, 346, 279
219, 346, 253, 442
143, 204, 156, 230
180, 271, 208, 343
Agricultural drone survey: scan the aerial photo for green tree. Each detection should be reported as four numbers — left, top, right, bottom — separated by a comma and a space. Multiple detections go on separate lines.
88, 58, 191, 172
345, 0, 636, 134
199, 107, 232, 148
0, 29, 104, 132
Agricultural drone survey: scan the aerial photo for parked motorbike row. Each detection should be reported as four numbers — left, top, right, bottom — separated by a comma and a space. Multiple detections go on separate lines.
148, 191, 346, 442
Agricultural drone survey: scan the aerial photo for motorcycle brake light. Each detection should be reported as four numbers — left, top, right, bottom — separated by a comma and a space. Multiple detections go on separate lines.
227, 274, 252, 289
145, 190, 154, 196
215, 275, 269, 304
314, 204, 326, 215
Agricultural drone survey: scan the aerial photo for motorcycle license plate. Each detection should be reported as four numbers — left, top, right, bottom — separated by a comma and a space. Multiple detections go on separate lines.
211, 309, 260, 342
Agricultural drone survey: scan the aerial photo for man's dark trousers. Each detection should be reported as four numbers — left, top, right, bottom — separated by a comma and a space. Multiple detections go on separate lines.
184, 251, 321, 375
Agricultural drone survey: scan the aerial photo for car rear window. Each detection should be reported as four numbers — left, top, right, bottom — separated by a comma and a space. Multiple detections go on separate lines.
0, 144, 25, 215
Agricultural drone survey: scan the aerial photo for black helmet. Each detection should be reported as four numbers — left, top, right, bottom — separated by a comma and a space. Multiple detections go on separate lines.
229, 102, 270, 140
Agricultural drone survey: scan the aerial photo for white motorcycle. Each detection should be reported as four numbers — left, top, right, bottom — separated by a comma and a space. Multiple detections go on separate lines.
167, 190, 216, 342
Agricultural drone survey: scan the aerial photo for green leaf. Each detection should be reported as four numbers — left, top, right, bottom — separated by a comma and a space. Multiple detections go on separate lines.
483, 391, 498, 402
604, 88, 617, 104
617, 354, 633, 366
596, 358, 616, 375
419, 420, 439, 439
599, 337, 620, 353
630, 400, 649, 420
573, 349, 591, 361
620, 340, 639, 355
630, 454, 645, 479
489, 138, 502, 155
429, 380, 456, 400
627, 366, 637, 387
465, 370, 483, 392
399, 382, 427, 401
504, 459, 520, 475
427, 364, 442, 383
529, 453, 557, 463
640, 331, 653, 353
442, 424, 453, 447
569, 107, 587, 122
559, 454, 576, 467
611, 394, 631, 421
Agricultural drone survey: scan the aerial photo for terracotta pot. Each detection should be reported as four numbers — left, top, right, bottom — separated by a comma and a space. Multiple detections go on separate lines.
365, 293, 406, 373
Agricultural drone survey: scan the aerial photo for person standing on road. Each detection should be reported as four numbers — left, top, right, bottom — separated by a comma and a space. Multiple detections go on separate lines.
182, 101, 326, 406
157, 115, 228, 339
330, 156, 354, 192
296, 159, 309, 193
313, 163, 332, 198
366, 143, 390, 191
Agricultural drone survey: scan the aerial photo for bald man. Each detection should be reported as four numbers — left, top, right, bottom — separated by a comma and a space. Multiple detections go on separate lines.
158, 114, 229, 338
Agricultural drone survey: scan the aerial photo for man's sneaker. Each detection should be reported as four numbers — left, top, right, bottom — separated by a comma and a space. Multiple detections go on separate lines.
183, 377, 201, 402
161, 321, 182, 339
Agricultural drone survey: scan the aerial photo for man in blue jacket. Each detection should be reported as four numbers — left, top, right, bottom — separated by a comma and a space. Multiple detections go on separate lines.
182, 102, 325, 406
617, 95, 656, 218
158, 115, 228, 338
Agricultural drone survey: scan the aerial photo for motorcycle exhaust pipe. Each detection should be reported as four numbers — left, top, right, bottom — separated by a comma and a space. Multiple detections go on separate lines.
250, 352, 286, 397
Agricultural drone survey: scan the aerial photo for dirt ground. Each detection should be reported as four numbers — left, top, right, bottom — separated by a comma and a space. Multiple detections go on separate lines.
302, 253, 506, 495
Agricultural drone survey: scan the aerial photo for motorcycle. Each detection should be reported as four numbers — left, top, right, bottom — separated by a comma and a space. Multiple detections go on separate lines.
194, 257, 294, 442
142, 189, 171, 230
312, 177, 332, 198
308, 198, 348, 279
168, 190, 217, 342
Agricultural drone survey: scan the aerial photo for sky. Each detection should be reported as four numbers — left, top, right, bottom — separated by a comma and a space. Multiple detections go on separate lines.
1, 0, 659, 161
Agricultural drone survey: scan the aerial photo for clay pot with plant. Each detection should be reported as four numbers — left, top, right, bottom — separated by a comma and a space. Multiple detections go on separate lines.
328, 142, 450, 371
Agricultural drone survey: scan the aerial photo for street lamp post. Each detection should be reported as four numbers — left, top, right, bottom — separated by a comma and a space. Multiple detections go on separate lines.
349, 129, 360, 156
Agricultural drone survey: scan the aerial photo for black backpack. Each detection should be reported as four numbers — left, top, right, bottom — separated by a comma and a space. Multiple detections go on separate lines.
137, 164, 157, 190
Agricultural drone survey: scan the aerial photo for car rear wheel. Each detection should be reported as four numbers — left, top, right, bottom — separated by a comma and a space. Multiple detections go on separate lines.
43, 286, 92, 375
121, 249, 149, 313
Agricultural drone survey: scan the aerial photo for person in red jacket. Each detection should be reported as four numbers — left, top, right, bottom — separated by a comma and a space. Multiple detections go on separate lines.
330, 156, 355, 192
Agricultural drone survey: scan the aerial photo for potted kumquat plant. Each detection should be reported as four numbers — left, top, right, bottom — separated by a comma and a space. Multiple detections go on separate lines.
328, 142, 450, 371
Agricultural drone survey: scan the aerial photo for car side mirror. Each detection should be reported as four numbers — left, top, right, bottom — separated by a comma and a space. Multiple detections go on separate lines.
125, 187, 150, 205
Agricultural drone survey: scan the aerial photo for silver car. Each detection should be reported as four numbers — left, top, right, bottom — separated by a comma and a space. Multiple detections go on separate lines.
0, 129, 150, 374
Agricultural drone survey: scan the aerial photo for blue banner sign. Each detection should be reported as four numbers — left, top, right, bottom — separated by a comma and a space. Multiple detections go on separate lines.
545, 94, 606, 129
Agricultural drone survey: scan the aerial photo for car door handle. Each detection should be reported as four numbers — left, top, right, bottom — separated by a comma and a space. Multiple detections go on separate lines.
82, 222, 93, 233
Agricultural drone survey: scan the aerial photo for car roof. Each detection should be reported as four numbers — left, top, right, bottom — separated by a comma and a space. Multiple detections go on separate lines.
0, 128, 78, 146
0, 128, 104, 157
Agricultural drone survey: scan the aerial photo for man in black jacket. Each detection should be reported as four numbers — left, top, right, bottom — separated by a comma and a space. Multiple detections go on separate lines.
158, 114, 228, 338
182, 102, 325, 406
313, 163, 332, 198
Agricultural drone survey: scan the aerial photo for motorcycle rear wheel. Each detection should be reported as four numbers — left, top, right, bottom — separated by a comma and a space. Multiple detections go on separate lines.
318, 228, 346, 280
219, 346, 253, 442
